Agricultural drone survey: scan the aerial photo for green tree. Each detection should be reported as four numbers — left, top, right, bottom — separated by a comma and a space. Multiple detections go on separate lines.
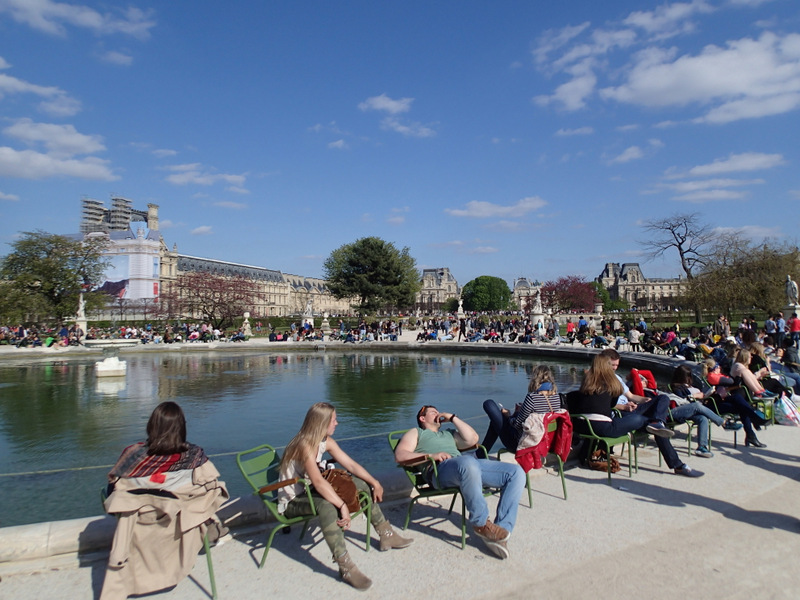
0, 231, 110, 323
461, 276, 511, 312
322, 237, 421, 313
688, 234, 800, 315
591, 281, 628, 312
442, 297, 459, 313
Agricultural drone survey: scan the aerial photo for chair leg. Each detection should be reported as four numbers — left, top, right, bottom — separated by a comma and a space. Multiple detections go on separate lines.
459, 495, 466, 550
202, 532, 217, 600
555, 456, 567, 500
258, 523, 282, 569
525, 471, 532, 508
364, 500, 371, 553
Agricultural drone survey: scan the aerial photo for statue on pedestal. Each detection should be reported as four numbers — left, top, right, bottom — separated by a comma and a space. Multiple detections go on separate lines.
786, 275, 798, 306
242, 312, 252, 337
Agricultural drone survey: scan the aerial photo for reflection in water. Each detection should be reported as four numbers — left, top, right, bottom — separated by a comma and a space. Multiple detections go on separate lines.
0, 351, 584, 527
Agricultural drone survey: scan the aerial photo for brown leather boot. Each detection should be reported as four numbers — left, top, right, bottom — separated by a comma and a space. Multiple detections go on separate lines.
375, 520, 414, 551
334, 552, 372, 591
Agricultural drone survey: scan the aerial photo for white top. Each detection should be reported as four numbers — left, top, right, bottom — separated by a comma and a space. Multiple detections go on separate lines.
277, 439, 326, 513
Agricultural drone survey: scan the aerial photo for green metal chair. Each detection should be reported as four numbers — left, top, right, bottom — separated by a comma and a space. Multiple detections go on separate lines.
571, 415, 637, 484
496, 420, 568, 504
666, 405, 696, 455
236, 443, 371, 568
101, 485, 218, 599
387, 430, 468, 549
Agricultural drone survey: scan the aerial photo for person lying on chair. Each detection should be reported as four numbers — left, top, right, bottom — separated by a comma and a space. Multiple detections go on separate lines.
393, 406, 525, 560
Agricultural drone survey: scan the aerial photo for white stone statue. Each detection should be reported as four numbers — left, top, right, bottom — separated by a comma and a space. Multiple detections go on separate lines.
786, 275, 799, 306
77, 292, 86, 320
304, 298, 313, 317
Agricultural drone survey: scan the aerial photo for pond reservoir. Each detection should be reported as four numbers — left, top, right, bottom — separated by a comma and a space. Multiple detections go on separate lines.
0, 351, 586, 527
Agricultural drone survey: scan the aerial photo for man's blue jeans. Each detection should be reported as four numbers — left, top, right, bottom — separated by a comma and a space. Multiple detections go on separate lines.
434, 454, 525, 534
670, 401, 723, 447
591, 395, 683, 469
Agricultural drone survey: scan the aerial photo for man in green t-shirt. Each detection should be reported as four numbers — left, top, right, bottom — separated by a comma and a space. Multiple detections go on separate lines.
394, 405, 525, 559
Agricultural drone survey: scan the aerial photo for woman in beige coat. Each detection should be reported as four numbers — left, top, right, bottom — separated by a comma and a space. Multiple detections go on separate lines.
100, 402, 228, 600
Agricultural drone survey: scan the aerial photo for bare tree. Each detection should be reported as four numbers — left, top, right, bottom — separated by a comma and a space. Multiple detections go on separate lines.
639, 213, 715, 280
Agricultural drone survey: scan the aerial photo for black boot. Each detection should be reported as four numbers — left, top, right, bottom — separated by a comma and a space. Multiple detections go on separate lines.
745, 435, 767, 448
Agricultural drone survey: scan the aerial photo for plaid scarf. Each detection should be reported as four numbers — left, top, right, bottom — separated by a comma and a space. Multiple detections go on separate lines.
108, 442, 208, 482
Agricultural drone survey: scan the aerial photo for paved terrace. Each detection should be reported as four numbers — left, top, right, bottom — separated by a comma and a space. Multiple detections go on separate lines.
1, 333, 799, 599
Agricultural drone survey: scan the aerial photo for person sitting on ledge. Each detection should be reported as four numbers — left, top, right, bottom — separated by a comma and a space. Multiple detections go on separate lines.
393, 405, 525, 559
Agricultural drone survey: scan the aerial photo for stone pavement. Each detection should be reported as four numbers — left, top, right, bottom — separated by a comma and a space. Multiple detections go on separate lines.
2, 422, 799, 600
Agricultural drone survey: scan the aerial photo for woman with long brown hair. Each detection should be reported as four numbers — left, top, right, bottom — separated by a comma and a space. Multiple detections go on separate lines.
566, 354, 702, 477
278, 402, 411, 591
101, 402, 228, 600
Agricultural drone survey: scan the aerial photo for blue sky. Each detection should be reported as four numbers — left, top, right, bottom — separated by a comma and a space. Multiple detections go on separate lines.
1, 0, 798, 288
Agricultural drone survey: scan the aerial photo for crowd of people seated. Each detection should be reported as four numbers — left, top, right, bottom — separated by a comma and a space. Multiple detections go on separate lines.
1, 323, 84, 348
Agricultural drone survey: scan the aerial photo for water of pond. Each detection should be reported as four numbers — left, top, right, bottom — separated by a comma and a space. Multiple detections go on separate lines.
0, 351, 587, 528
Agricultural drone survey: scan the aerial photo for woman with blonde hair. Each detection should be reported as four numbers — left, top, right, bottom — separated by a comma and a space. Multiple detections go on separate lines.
566, 354, 702, 477
278, 402, 412, 591
480, 365, 559, 455
730, 348, 771, 397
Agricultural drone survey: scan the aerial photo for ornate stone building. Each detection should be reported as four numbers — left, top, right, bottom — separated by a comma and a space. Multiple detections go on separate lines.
597, 263, 687, 310
81, 198, 354, 318
415, 267, 460, 313
512, 277, 542, 313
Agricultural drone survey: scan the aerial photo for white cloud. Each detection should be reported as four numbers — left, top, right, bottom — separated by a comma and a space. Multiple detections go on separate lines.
328, 139, 347, 149
358, 93, 413, 114
380, 117, 436, 138
0, 190, 20, 201
445, 196, 547, 218
0, 147, 116, 180
728, 0, 774, 7
790, 190, 800, 199
159, 219, 175, 228
658, 178, 764, 193
3, 118, 105, 157
164, 163, 247, 187
470, 246, 499, 254
386, 215, 405, 225
152, 148, 177, 158
623, 1, 714, 39
713, 225, 781, 239
600, 32, 800, 123
213, 201, 246, 209
100, 50, 133, 66
485, 220, 526, 232
649, 138, 664, 148
226, 186, 249, 194
685, 152, 785, 176
609, 146, 644, 164
673, 189, 748, 202
38, 94, 81, 116
617, 124, 640, 132
191, 225, 213, 235
0, 0, 156, 39
555, 126, 594, 136
0, 70, 80, 116
534, 58, 597, 110
533, 22, 591, 66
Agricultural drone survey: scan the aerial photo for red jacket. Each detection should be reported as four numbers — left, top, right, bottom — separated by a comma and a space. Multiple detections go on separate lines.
515, 411, 573, 472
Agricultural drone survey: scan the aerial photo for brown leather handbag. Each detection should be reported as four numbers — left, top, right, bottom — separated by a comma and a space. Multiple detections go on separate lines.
320, 468, 361, 512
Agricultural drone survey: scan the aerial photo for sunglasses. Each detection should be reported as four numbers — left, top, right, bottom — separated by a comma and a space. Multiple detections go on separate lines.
417, 405, 437, 421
